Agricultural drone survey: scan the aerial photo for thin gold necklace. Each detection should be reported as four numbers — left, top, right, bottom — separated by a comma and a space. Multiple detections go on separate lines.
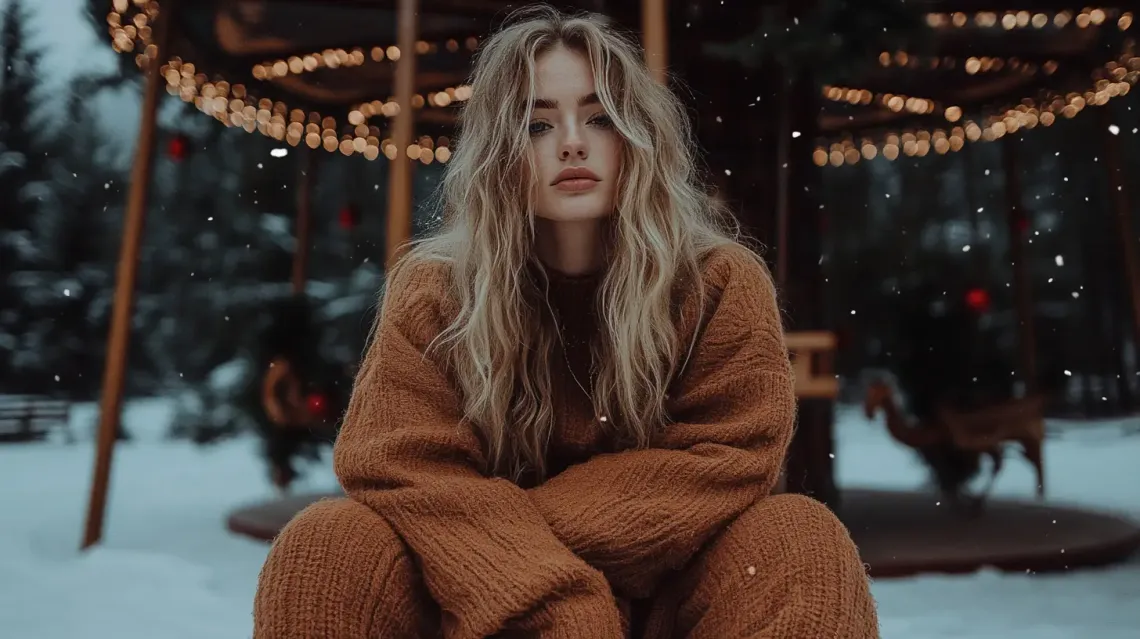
543, 294, 608, 425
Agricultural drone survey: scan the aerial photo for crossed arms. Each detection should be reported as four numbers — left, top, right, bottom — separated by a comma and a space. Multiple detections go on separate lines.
333, 251, 795, 639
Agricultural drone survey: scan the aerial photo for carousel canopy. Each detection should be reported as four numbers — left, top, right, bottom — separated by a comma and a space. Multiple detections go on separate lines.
106, 0, 598, 163
815, 3, 1140, 166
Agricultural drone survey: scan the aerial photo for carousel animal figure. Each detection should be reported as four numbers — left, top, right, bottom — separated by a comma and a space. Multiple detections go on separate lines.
256, 297, 343, 493
863, 378, 1045, 515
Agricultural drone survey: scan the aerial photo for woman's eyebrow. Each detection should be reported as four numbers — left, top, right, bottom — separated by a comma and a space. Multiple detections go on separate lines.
530, 93, 600, 110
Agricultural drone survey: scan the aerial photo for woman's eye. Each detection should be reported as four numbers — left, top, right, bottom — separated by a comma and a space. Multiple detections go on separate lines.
588, 114, 613, 128
528, 121, 552, 135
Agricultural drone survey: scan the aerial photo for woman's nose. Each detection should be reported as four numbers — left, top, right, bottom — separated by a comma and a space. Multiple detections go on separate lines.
559, 129, 588, 160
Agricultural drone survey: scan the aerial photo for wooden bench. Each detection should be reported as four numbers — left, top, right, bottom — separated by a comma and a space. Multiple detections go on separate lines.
0, 396, 75, 443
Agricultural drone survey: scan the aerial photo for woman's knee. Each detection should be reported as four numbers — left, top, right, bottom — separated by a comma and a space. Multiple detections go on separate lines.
735, 493, 866, 575
654, 495, 877, 638
253, 497, 435, 639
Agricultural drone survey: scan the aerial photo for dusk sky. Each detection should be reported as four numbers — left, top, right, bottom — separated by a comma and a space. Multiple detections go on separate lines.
16, 0, 142, 159
26, 0, 116, 86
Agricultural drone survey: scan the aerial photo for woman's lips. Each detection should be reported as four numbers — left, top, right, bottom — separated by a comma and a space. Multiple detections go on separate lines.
554, 178, 599, 192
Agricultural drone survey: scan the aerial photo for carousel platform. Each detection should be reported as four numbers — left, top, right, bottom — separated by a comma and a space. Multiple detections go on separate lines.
227, 488, 1140, 579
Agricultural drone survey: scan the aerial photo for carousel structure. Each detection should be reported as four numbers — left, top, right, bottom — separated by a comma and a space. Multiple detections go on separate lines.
84, 0, 1140, 578
804, 2, 1140, 577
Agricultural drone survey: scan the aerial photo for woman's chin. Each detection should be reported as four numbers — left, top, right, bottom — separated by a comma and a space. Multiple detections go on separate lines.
535, 206, 613, 224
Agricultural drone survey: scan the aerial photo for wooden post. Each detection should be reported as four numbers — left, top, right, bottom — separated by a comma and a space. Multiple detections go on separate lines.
1099, 107, 1140, 361
774, 67, 791, 288
962, 144, 985, 272
780, 75, 837, 509
81, 2, 173, 550
641, 0, 667, 83
1002, 136, 1038, 395
291, 149, 316, 295
385, 0, 418, 268
776, 331, 838, 495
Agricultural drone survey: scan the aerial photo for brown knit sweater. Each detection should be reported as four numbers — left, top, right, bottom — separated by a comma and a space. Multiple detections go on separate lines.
332, 245, 797, 639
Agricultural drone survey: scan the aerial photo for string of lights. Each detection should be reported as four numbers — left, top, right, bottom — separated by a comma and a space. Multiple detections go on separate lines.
875, 51, 1058, 77
815, 9, 1137, 167
814, 52, 1136, 167
251, 36, 480, 82
107, 2, 1137, 168
108, 0, 466, 163
926, 7, 1131, 30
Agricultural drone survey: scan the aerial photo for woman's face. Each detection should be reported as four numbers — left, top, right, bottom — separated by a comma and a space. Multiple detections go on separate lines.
527, 44, 621, 223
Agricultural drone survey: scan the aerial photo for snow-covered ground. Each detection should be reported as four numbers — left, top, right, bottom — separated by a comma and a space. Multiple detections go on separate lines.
1, 399, 1138, 638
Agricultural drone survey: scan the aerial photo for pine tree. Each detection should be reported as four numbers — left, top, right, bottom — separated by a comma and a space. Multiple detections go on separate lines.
30, 79, 126, 399
0, 0, 53, 392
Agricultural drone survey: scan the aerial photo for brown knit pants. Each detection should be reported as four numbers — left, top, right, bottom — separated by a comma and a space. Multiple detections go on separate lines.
253, 494, 878, 638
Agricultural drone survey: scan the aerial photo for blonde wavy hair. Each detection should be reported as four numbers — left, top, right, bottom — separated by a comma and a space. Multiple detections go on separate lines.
383, 4, 751, 480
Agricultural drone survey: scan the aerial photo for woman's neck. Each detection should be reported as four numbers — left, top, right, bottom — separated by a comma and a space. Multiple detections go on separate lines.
534, 217, 609, 276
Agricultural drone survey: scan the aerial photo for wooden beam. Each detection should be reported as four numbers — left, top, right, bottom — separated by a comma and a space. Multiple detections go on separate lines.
385, 0, 418, 268
1002, 135, 1038, 395
1100, 105, 1140, 361
641, 0, 667, 83
291, 149, 316, 295
81, 1, 174, 550
775, 67, 791, 288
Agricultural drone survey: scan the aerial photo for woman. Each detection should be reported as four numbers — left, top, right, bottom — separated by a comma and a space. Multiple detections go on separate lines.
254, 6, 877, 638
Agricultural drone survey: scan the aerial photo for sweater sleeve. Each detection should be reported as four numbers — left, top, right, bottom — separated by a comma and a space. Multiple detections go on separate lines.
334, 262, 624, 639
528, 249, 797, 599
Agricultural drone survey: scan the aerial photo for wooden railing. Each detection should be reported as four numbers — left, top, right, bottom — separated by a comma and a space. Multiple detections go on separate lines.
786, 331, 838, 400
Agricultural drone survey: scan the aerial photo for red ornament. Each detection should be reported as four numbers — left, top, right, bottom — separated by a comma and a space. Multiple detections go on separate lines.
306, 392, 329, 418
965, 288, 991, 313
167, 134, 189, 161
338, 204, 360, 230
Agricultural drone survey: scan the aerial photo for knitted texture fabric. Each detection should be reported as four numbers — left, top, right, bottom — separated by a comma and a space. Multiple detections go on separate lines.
253, 245, 880, 638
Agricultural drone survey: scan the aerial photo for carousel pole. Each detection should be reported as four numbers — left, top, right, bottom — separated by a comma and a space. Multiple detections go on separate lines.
385, 0, 419, 268
1099, 107, 1140, 361
81, 2, 174, 550
641, 0, 667, 83
291, 149, 316, 295
774, 70, 791, 288
1002, 135, 1038, 396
